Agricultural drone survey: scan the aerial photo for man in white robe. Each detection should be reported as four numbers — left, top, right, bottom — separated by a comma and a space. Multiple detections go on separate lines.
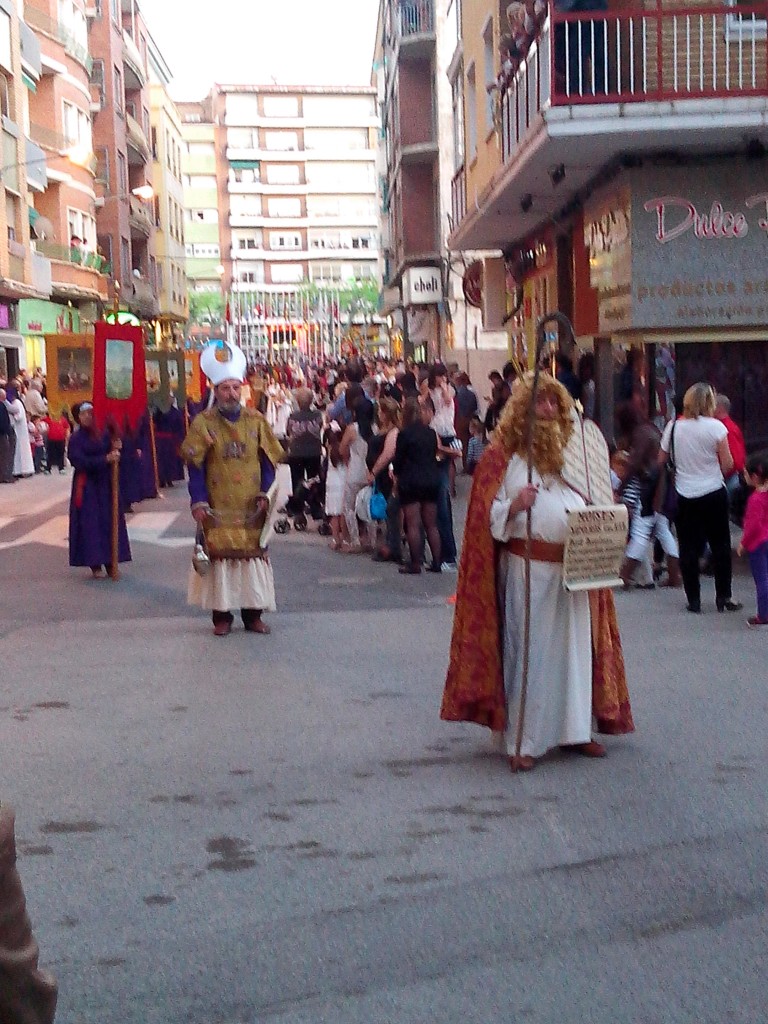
489, 375, 606, 770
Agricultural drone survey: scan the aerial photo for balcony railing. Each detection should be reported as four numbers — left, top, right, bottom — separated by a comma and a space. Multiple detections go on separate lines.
35, 240, 111, 274
451, 165, 466, 232
501, 6, 768, 162
397, 0, 434, 39
24, 5, 92, 72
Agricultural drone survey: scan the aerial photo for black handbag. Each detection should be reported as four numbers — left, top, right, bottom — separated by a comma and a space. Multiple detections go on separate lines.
654, 421, 678, 519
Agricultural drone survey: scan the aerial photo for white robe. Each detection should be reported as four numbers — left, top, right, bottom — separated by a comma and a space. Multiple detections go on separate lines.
188, 558, 276, 613
490, 455, 592, 758
8, 399, 34, 477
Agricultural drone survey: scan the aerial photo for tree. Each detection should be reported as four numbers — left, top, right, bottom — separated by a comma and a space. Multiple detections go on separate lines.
188, 291, 224, 327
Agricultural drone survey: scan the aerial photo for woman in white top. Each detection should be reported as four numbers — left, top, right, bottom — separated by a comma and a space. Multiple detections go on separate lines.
660, 382, 740, 614
339, 396, 374, 552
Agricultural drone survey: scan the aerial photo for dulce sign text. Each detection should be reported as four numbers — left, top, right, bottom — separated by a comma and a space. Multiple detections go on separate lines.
644, 194, 768, 243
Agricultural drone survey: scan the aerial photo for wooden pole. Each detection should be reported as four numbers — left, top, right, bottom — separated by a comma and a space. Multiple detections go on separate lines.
147, 411, 161, 495
513, 311, 577, 769
110, 456, 120, 581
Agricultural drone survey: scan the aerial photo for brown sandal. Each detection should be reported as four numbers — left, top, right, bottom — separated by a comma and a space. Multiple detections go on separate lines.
509, 755, 536, 772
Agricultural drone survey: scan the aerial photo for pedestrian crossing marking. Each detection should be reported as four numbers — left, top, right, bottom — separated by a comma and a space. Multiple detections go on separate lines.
0, 515, 69, 551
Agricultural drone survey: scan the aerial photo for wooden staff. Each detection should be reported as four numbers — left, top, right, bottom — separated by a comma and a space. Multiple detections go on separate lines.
110, 449, 120, 581
147, 410, 161, 495
513, 311, 577, 768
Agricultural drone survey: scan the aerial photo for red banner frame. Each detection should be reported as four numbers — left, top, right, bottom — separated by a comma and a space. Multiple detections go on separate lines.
93, 321, 148, 432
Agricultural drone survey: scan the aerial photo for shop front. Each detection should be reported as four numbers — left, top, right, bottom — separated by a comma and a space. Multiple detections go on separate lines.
403, 266, 442, 363
0, 302, 24, 380
18, 299, 82, 376
582, 159, 768, 450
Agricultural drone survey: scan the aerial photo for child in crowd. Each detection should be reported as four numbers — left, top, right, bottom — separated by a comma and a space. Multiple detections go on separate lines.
28, 415, 47, 474
324, 421, 348, 552
465, 416, 488, 475
737, 452, 768, 627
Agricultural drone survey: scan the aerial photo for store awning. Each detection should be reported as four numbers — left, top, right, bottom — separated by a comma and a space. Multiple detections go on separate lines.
230, 159, 260, 170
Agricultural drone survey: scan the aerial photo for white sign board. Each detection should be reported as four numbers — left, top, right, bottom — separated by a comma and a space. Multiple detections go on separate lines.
562, 504, 628, 592
403, 266, 442, 306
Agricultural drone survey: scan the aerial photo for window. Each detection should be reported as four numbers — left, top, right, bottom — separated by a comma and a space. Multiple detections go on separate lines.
62, 101, 92, 150
0, 71, 9, 119
113, 65, 123, 113
91, 60, 105, 107
310, 262, 343, 283
263, 96, 299, 117
466, 64, 477, 160
483, 21, 495, 132
187, 141, 215, 158
67, 208, 97, 249
230, 195, 262, 217
264, 131, 298, 152
267, 197, 301, 218
265, 164, 300, 185
189, 175, 217, 189
269, 232, 301, 250
117, 151, 128, 193
6, 194, 19, 243
110, 0, 119, 24
451, 69, 465, 171
143, 107, 151, 139
270, 264, 304, 284
187, 208, 219, 223
192, 244, 220, 258
304, 128, 368, 152
229, 165, 260, 184
120, 237, 130, 282
726, 0, 767, 38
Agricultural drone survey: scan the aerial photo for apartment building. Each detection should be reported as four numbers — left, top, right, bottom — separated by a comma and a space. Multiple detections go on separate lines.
450, 0, 768, 447
178, 94, 221, 309
23, 0, 108, 370
180, 84, 381, 359
373, 0, 505, 372
0, 0, 54, 378
148, 33, 187, 347
87, 0, 158, 322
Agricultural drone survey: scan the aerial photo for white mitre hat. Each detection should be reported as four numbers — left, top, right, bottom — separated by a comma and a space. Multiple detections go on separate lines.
200, 340, 247, 386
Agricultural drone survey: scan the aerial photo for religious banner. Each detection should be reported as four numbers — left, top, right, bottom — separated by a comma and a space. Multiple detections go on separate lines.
562, 505, 629, 592
44, 334, 95, 417
185, 352, 202, 403
144, 350, 186, 411
92, 322, 147, 431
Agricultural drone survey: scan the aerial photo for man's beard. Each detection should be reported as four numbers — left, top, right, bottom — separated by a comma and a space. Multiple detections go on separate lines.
529, 420, 566, 475
217, 398, 240, 414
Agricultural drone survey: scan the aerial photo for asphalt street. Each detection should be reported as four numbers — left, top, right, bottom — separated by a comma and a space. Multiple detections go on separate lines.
1, 471, 766, 1024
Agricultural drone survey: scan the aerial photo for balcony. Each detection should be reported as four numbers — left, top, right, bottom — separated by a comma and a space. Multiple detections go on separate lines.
31, 250, 52, 297
8, 240, 27, 284
24, 5, 92, 73
125, 278, 159, 319
126, 112, 151, 165
35, 240, 111, 289
129, 196, 153, 238
394, 0, 435, 59
122, 30, 146, 91
452, 5, 768, 251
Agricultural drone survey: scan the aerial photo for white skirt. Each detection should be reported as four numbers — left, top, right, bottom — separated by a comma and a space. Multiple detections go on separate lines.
325, 462, 346, 516
188, 558, 276, 612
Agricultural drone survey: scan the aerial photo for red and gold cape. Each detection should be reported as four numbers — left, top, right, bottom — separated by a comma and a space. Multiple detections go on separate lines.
440, 443, 634, 735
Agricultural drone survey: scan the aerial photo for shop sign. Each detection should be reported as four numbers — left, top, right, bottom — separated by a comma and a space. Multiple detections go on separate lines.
403, 266, 441, 306
585, 165, 768, 331
0, 304, 10, 330
18, 299, 80, 336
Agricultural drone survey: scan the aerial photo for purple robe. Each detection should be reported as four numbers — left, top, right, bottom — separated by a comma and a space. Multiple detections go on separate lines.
68, 428, 131, 567
153, 406, 185, 486
119, 416, 158, 505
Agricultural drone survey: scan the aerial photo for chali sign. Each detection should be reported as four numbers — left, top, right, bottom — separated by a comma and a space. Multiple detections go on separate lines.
403, 266, 442, 306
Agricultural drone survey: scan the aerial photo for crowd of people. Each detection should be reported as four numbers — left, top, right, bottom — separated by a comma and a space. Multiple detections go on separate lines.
0, 370, 73, 484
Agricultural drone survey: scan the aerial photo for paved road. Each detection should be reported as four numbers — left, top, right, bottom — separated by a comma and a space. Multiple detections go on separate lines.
1, 473, 766, 1023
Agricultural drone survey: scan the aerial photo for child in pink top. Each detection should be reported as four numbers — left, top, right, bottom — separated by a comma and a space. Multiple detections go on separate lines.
737, 452, 768, 627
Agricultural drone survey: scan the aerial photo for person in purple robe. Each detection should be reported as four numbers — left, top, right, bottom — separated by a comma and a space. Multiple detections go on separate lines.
119, 414, 158, 510
153, 400, 185, 487
67, 402, 131, 578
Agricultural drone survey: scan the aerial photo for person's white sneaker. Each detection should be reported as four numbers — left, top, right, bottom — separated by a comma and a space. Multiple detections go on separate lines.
440, 561, 458, 573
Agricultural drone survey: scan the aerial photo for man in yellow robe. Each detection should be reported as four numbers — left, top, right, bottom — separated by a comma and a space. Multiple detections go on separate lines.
181, 341, 285, 637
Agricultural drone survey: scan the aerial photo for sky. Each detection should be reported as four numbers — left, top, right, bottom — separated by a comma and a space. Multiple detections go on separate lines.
139, 0, 381, 100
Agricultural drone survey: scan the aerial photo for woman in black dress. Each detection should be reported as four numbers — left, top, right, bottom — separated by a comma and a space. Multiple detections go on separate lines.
393, 397, 442, 574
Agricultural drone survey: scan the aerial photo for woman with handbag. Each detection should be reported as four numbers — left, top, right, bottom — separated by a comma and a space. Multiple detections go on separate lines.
659, 382, 740, 614
366, 397, 402, 563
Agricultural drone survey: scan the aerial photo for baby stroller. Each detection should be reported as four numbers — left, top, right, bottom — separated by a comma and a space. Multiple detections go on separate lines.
276, 475, 332, 535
